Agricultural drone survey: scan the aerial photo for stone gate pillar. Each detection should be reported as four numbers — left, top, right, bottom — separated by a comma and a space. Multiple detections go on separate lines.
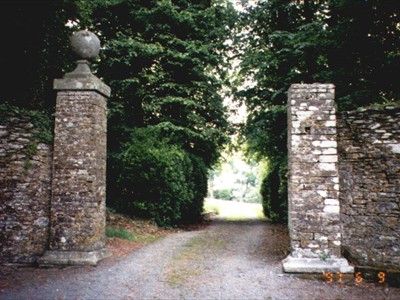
39, 31, 111, 265
282, 83, 353, 273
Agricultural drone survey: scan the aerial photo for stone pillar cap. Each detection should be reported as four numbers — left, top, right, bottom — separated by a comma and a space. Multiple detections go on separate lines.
70, 30, 101, 60
54, 76, 111, 97
54, 30, 111, 97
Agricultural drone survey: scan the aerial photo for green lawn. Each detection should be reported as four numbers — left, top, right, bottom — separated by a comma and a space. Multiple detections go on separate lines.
204, 198, 266, 221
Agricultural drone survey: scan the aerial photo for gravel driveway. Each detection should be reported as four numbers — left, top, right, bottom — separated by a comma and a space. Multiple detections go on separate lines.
1, 218, 399, 300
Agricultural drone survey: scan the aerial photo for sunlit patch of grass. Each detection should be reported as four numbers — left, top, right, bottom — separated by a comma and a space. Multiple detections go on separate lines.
256, 207, 267, 219
204, 198, 267, 221
203, 202, 220, 215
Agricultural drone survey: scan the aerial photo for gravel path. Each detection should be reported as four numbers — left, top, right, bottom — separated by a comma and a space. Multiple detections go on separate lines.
1, 218, 399, 300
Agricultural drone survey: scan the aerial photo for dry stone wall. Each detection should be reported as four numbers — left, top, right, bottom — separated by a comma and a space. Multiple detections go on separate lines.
0, 116, 52, 264
337, 105, 400, 270
285, 83, 399, 273
1, 81, 398, 272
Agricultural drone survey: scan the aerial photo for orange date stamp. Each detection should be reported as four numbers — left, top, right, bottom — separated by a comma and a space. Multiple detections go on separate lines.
323, 271, 387, 284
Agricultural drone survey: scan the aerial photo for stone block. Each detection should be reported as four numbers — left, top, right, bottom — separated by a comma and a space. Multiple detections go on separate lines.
282, 256, 354, 273
324, 199, 339, 206
319, 155, 338, 163
38, 248, 111, 266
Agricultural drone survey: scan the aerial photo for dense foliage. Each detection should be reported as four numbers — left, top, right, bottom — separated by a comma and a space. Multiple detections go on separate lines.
236, 0, 400, 222
88, 0, 234, 164
85, 0, 235, 226
3, 0, 399, 225
0, 1, 81, 111
113, 127, 207, 227
1, 0, 235, 227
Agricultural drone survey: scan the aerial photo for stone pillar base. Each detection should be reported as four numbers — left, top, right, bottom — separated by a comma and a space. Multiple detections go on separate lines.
38, 248, 111, 266
282, 255, 354, 273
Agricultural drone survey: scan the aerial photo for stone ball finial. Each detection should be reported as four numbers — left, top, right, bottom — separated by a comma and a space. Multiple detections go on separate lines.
70, 30, 101, 60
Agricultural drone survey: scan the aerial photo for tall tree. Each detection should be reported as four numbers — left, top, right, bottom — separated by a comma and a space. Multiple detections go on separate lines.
84, 0, 237, 225
0, 0, 238, 226
88, 0, 235, 164
326, 0, 400, 109
236, 0, 400, 222
0, 1, 83, 111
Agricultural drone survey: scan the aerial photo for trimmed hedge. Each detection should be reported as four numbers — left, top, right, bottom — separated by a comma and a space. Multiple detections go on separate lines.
260, 158, 288, 223
109, 126, 207, 227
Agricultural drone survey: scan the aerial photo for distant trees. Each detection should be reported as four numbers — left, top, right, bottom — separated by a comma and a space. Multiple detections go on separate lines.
236, 0, 400, 222
213, 189, 234, 201
209, 154, 262, 203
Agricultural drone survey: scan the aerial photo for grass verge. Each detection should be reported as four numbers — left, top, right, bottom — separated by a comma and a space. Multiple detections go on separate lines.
105, 209, 174, 257
106, 227, 136, 241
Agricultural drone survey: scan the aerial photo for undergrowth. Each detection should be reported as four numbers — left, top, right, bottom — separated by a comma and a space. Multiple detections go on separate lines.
106, 209, 173, 243
106, 227, 136, 241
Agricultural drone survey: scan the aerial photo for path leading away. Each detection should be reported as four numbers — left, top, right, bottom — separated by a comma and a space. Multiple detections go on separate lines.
1, 219, 399, 300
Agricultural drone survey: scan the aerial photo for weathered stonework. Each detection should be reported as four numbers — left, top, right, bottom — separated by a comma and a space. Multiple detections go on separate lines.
49, 91, 108, 251
0, 117, 51, 264
39, 30, 111, 266
1, 30, 111, 267
283, 83, 353, 273
337, 105, 400, 270
1, 69, 398, 273
287, 84, 341, 257
39, 74, 110, 266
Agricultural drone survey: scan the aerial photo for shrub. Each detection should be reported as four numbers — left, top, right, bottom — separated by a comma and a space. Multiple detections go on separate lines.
260, 158, 288, 223
109, 126, 206, 227
179, 154, 207, 224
